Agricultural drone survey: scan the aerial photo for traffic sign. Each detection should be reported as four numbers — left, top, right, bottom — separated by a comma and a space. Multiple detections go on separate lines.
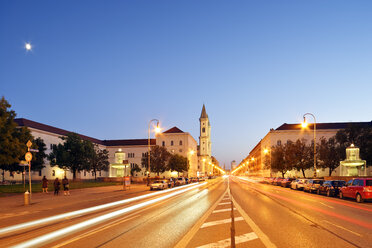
26, 140, 32, 148
25, 152, 32, 162
29, 149, 39, 152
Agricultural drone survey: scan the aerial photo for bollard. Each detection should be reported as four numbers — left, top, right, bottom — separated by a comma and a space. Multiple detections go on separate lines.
24, 191, 30, 205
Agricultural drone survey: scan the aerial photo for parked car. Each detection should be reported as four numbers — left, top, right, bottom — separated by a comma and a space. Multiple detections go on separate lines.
150, 180, 168, 190
303, 179, 324, 193
281, 178, 295, 187
273, 177, 284, 186
317, 180, 345, 196
340, 178, 372, 203
175, 177, 186, 186
266, 177, 275, 184
189, 177, 199, 183
291, 179, 307, 190
168, 179, 175, 188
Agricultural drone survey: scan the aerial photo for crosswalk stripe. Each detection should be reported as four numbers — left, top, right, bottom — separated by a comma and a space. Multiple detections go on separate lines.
196, 232, 258, 248
212, 208, 236, 213
201, 217, 243, 228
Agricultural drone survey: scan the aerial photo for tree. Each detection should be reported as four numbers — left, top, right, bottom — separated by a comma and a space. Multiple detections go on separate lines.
89, 145, 110, 180
0, 97, 35, 181
130, 164, 142, 177
31, 137, 47, 172
168, 154, 188, 177
289, 139, 313, 178
318, 137, 344, 176
48, 133, 95, 179
270, 144, 287, 177
141, 145, 170, 176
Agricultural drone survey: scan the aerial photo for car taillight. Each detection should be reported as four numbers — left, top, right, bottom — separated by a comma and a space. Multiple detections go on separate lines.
363, 187, 372, 192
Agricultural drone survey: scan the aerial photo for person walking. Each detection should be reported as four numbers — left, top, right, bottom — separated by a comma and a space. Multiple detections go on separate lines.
54, 178, 60, 196
62, 176, 70, 196
42, 176, 48, 193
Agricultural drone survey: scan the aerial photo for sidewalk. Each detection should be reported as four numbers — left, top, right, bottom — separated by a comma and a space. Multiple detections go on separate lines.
0, 183, 149, 227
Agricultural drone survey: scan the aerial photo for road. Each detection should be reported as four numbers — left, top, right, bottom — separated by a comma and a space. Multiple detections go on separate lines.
0, 176, 371, 248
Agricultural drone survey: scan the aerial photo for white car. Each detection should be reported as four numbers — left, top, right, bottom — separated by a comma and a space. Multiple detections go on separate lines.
150, 180, 168, 190
291, 179, 307, 190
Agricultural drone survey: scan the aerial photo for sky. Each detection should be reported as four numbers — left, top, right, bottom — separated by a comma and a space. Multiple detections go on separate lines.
1, 1, 372, 169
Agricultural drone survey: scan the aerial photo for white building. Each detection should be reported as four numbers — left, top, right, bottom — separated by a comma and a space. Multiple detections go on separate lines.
241, 121, 372, 178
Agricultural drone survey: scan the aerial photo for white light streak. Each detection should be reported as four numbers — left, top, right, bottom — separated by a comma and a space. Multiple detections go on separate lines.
0, 183, 200, 236
12, 182, 206, 248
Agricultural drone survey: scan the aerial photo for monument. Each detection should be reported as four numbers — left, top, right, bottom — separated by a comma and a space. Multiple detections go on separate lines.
339, 144, 367, 176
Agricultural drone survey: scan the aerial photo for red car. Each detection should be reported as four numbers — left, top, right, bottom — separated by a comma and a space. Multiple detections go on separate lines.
340, 178, 372, 203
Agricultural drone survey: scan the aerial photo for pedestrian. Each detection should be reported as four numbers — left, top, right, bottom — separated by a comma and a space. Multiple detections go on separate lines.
42, 176, 48, 193
54, 177, 60, 196
62, 176, 70, 196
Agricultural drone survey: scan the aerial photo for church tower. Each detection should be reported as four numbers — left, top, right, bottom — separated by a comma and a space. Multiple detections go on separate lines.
199, 104, 212, 176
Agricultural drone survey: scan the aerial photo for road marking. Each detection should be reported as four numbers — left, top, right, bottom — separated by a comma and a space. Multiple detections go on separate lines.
201, 217, 243, 228
196, 232, 258, 248
232, 196, 277, 248
320, 202, 334, 209
212, 208, 236, 213
174, 185, 227, 248
218, 202, 230, 206
322, 220, 362, 237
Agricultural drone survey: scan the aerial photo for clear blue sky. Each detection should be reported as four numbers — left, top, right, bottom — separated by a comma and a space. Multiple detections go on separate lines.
1, 1, 372, 169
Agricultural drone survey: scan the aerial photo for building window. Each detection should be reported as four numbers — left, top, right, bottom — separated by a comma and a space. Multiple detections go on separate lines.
52, 170, 55, 177
142, 152, 148, 158
128, 153, 135, 158
84, 171, 86, 176
277, 140, 281, 146
179, 140, 182, 145
202, 127, 205, 133
171, 140, 174, 146
99, 171, 102, 176
50, 144, 53, 149
39, 170, 42, 176
179, 149, 182, 152
162, 141, 165, 146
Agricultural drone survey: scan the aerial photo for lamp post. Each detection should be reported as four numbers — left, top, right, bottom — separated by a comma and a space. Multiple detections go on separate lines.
301, 113, 317, 178
148, 119, 160, 185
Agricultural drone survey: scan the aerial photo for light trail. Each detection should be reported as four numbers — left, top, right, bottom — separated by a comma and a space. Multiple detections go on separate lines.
12, 182, 207, 248
236, 176, 372, 212
0, 182, 201, 236
234, 177, 372, 229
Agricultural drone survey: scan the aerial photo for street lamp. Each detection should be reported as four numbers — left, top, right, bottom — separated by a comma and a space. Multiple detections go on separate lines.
148, 119, 160, 185
301, 113, 317, 178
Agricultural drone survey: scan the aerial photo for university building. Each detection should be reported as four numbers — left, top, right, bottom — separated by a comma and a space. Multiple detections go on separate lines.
3, 105, 215, 181
240, 121, 372, 178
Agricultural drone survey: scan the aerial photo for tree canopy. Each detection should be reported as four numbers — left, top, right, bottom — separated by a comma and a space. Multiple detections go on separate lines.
141, 145, 171, 176
168, 154, 188, 176
49, 132, 95, 179
88, 145, 110, 180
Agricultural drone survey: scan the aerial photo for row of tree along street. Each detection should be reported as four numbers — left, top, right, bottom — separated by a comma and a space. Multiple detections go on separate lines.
265, 125, 372, 177
141, 145, 189, 177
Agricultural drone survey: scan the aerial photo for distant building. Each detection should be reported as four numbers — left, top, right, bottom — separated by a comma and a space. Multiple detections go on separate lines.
240, 121, 372, 177
198, 104, 213, 177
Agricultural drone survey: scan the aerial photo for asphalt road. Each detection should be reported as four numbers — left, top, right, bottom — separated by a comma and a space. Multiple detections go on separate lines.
0, 176, 371, 248
230, 176, 372, 248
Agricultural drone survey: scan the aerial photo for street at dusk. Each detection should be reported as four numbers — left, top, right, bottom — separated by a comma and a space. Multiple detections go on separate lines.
1, 1, 372, 248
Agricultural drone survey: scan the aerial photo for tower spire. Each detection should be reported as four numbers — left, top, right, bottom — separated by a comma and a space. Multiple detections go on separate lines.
200, 104, 208, 119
